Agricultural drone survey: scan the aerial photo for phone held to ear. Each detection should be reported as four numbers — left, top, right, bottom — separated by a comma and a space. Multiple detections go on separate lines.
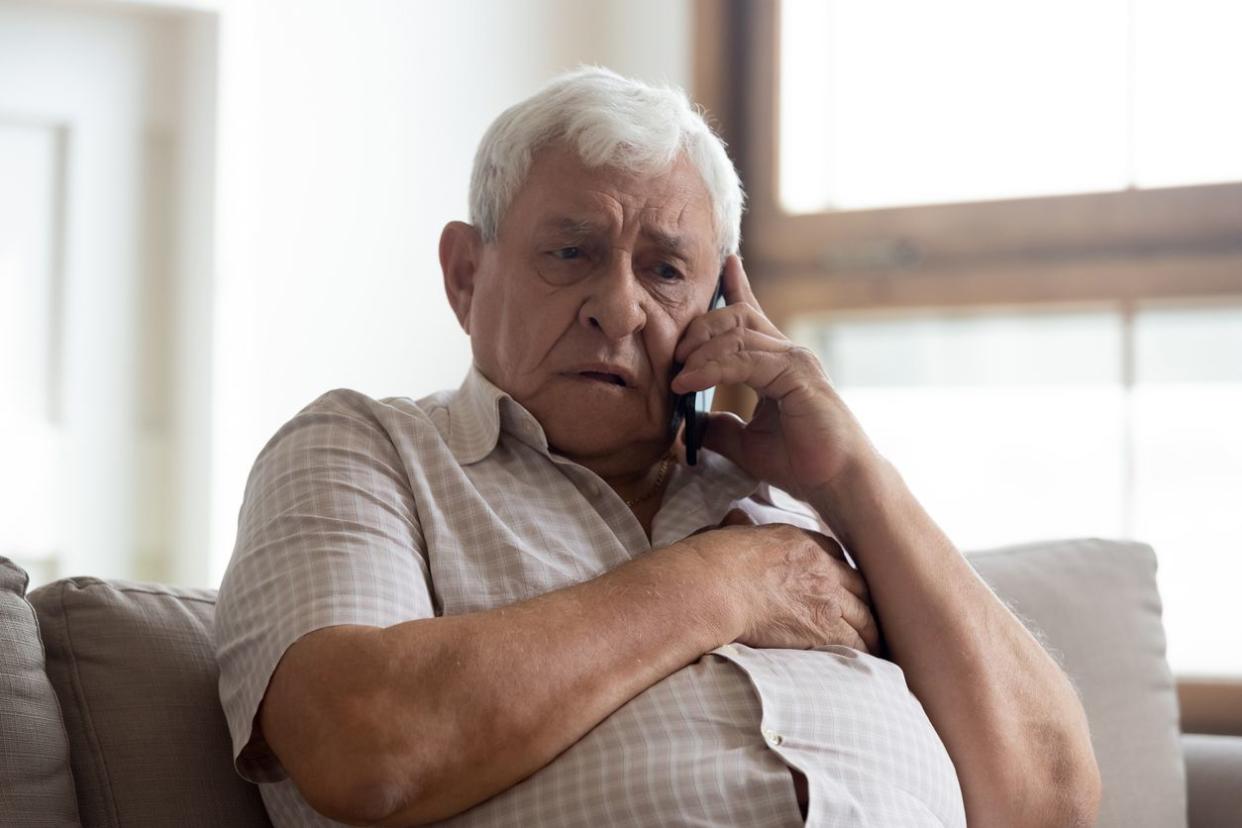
672, 274, 727, 465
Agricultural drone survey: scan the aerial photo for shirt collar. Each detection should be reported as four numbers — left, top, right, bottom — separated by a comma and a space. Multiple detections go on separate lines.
443, 363, 550, 464
443, 363, 767, 528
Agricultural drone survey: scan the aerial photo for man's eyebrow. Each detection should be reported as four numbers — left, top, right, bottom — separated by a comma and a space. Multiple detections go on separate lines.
645, 228, 691, 258
535, 217, 693, 258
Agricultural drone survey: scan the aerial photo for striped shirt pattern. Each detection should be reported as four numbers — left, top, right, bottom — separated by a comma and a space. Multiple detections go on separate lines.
214, 365, 966, 827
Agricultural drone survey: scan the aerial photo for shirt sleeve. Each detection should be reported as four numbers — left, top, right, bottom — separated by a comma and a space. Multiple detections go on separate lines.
745, 482, 836, 537
213, 389, 434, 783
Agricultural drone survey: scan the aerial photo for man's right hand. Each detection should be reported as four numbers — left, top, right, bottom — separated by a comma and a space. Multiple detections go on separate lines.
684, 509, 883, 655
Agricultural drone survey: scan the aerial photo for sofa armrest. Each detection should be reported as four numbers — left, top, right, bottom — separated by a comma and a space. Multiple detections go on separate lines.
1183, 733, 1242, 828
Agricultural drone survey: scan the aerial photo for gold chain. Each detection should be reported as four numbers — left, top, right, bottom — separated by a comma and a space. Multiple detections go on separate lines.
623, 456, 673, 508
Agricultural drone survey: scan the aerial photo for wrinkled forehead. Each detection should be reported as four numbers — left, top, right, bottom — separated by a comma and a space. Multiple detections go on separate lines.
507, 145, 718, 253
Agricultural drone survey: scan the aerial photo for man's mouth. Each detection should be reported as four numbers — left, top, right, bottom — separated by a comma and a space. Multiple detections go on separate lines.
578, 371, 628, 387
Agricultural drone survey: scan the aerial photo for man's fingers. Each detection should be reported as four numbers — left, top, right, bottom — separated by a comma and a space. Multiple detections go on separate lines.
723, 254, 763, 313
670, 345, 805, 400
803, 529, 874, 638
704, 518, 879, 653
677, 327, 789, 378
804, 532, 870, 603
673, 300, 783, 365
833, 591, 881, 655
839, 565, 870, 606
826, 616, 868, 654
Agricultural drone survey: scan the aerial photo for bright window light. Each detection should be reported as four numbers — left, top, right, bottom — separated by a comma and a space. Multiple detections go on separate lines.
780, 0, 1242, 212
790, 303, 1242, 676
1131, 306, 1242, 677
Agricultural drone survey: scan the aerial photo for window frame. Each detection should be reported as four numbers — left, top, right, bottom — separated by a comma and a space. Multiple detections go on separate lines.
693, 0, 1242, 332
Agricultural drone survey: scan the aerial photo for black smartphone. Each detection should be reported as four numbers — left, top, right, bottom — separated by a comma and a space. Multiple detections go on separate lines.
672, 274, 727, 465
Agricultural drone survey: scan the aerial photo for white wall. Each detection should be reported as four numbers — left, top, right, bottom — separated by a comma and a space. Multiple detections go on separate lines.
208, 0, 692, 583
0, 0, 203, 583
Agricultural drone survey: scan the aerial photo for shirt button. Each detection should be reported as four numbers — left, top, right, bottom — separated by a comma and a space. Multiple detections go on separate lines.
763, 728, 784, 747
718, 643, 739, 657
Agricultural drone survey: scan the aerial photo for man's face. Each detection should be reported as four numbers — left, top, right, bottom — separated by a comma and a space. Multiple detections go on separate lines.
463, 144, 721, 463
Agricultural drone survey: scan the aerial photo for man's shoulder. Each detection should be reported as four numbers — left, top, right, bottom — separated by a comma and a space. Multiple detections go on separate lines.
293, 386, 450, 428
253, 387, 457, 464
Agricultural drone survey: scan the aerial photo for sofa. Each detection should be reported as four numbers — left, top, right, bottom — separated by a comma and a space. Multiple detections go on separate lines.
2, 538, 1240, 827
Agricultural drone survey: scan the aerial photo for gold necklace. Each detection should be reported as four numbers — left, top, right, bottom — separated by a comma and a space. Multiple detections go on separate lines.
623, 456, 673, 508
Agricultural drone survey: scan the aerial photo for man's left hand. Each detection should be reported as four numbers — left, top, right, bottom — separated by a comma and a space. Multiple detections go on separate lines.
671, 255, 879, 500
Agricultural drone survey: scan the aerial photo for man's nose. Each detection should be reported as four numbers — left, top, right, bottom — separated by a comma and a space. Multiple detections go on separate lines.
579, 257, 647, 340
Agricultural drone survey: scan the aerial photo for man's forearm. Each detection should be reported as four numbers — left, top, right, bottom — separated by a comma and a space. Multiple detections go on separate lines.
331, 541, 734, 826
810, 456, 1101, 827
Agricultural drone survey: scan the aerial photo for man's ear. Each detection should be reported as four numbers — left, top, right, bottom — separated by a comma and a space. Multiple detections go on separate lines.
440, 221, 483, 335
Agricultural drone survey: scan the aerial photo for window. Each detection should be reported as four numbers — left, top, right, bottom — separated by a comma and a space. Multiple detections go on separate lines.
779, 0, 1242, 213
789, 303, 1242, 675
693, 0, 1242, 312
693, 0, 1242, 678
1132, 305, 1242, 675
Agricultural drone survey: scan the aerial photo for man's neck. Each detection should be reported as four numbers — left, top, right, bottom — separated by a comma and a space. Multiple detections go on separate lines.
557, 441, 675, 506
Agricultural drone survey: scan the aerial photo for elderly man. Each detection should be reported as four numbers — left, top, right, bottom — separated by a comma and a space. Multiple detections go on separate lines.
216, 68, 1101, 827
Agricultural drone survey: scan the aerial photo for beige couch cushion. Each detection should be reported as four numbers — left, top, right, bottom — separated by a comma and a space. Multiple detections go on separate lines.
28, 577, 271, 828
0, 557, 80, 827
967, 538, 1186, 828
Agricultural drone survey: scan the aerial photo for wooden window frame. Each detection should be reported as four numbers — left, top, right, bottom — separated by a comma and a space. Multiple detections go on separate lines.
693, 1, 1242, 332
693, 0, 1242, 732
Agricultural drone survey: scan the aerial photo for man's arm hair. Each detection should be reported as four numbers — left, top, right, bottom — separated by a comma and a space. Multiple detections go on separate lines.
259, 539, 735, 826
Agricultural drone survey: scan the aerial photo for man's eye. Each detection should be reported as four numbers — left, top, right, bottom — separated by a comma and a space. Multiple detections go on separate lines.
551, 246, 582, 261
655, 262, 684, 281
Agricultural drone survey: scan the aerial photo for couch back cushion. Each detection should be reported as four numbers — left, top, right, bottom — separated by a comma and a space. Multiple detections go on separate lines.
0, 557, 81, 827
15, 541, 1184, 827
968, 538, 1186, 828
28, 577, 272, 828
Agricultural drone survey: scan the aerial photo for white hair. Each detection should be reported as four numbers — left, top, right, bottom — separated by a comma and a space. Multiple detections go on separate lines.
469, 65, 745, 258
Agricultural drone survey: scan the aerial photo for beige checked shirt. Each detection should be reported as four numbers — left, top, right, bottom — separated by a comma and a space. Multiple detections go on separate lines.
215, 365, 966, 827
